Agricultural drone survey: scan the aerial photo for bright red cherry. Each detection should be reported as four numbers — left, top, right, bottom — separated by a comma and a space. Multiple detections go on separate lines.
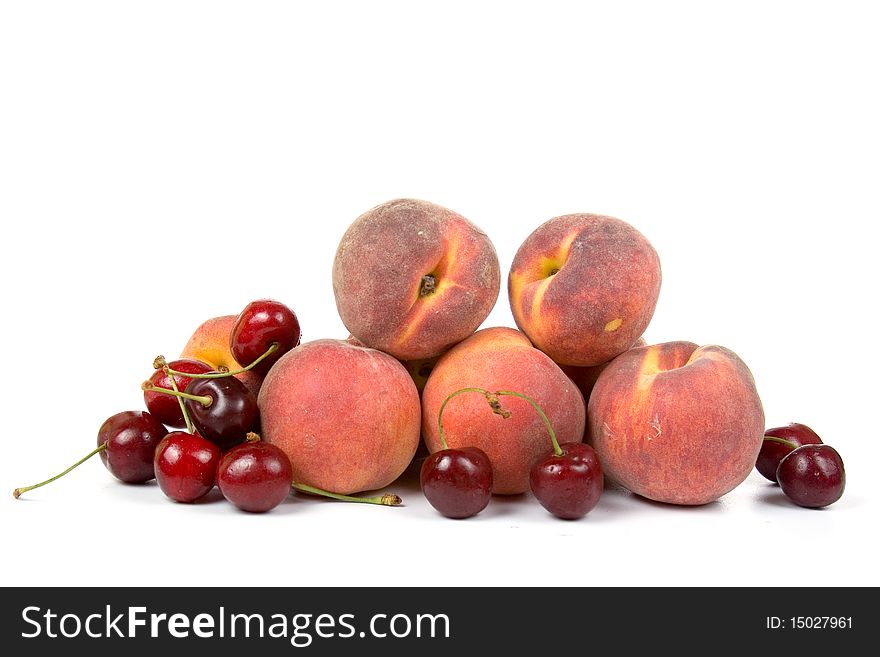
756, 423, 823, 482
777, 444, 845, 508
154, 431, 221, 503
420, 447, 493, 519
530, 442, 603, 520
217, 440, 293, 512
143, 358, 213, 428
96, 411, 169, 483
231, 299, 301, 376
13, 411, 168, 499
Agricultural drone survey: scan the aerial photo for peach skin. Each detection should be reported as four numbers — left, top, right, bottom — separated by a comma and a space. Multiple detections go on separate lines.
509, 213, 661, 367
333, 198, 500, 360
588, 341, 765, 505
258, 339, 421, 495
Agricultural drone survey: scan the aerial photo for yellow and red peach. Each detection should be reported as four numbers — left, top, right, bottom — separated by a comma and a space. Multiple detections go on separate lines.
180, 315, 263, 400
257, 339, 421, 495
509, 213, 661, 367
333, 198, 500, 361
588, 341, 765, 505
421, 327, 586, 495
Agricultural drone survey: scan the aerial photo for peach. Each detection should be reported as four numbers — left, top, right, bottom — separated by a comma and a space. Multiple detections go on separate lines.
422, 327, 586, 495
180, 315, 263, 400
560, 337, 647, 404
508, 213, 661, 367
333, 198, 500, 360
588, 341, 765, 505
257, 339, 421, 495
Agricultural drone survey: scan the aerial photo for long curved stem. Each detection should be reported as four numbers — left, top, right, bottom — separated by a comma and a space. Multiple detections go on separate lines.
437, 386, 562, 456
13, 443, 107, 499
495, 390, 563, 456
437, 387, 493, 450
292, 483, 401, 506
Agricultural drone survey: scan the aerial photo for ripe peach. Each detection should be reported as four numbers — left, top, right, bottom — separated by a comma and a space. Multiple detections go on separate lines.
180, 315, 263, 400
509, 213, 661, 367
333, 198, 500, 360
257, 339, 421, 495
422, 327, 586, 495
588, 341, 765, 505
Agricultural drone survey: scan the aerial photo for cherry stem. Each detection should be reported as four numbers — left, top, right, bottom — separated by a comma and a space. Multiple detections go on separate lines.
291, 483, 401, 506
13, 443, 108, 499
243, 431, 400, 505
437, 386, 563, 456
763, 435, 799, 450
164, 365, 195, 434
140, 382, 213, 407
155, 343, 280, 379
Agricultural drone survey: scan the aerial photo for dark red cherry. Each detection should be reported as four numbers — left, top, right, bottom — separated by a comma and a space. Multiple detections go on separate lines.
13, 410, 168, 499
756, 423, 823, 482
217, 441, 293, 512
143, 359, 213, 428
231, 299, 301, 376
184, 376, 259, 451
530, 442, 603, 520
420, 447, 493, 519
97, 410, 169, 483
777, 444, 845, 508
154, 431, 221, 503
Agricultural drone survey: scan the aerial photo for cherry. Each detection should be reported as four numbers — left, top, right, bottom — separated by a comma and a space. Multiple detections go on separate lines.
231, 299, 301, 376
96, 411, 169, 483
154, 431, 222, 503
142, 375, 259, 451
421, 447, 493, 519
777, 444, 845, 508
530, 442, 603, 520
13, 411, 167, 498
217, 438, 293, 513
756, 423, 823, 482
420, 387, 494, 519
184, 377, 259, 450
143, 358, 213, 428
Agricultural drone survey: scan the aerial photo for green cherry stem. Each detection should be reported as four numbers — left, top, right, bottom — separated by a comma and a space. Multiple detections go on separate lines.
763, 435, 799, 450
495, 389, 563, 456
291, 482, 402, 506
165, 366, 195, 434
13, 443, 107, 499
140, 382, 213, 408
154, 343, 280, 379
242, 433, 402, 506
437, 386, 562, 456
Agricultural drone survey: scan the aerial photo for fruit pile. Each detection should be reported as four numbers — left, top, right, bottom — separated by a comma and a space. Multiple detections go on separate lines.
14, 198, 845, 517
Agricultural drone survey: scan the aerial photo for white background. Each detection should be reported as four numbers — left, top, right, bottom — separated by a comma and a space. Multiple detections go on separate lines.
1, 1, 877, 587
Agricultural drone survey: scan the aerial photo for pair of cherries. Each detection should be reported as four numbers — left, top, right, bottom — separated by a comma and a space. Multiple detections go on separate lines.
755, 422, 845, 508
420, 387, 603, 520
155, 430, 398, 511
